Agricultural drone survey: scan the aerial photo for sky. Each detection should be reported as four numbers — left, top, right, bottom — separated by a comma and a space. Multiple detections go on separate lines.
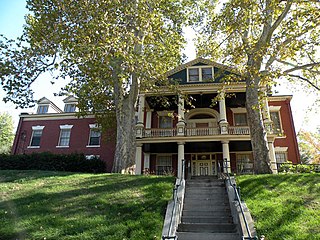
0, 0, 319, 132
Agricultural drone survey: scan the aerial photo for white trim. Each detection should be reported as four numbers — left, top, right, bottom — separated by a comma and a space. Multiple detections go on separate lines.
86, 145, 101, 148
185, 108, 220, 121
56, 145, 69, 148
187, 66, 214, 83
269, 106, 281, 111
59, 124, 73, 130
89, 123, 99, 129
32, 125, 45, 130
274, 147, 288, 152
230, 107, 247, 113
27, 146, 40, 149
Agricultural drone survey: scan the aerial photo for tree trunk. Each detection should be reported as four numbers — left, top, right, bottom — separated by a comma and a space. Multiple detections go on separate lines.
246, 76, 273, 174
112, 95, 137, 173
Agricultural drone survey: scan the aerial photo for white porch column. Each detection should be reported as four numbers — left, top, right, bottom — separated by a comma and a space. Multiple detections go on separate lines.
138, 94, 145, 124
219, 91, 229, 134
268, 141, 278, 174
136, 94, 145, 138
135, 143, 143, 175
177, 94, 185, 136
262, 95, 273, 133
222, 141, 231, 173
177, 142, 185, 179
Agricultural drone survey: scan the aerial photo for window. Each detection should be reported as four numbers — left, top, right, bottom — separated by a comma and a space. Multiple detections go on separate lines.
270, 112, 282, 134
236, 153, 253, 174
188, 68, 199, 82
159, 116, 172, 129
202, 67, 213, 81
29, 126, 45, 148
64, 104, 76, 112
37, 105, 49, 114
88, 129, 101, 146
156, 155, 172, 175
234, 113, 248, 126
187, 66, 214, 82
57, 125, 73, 147
275, 152, 287, 163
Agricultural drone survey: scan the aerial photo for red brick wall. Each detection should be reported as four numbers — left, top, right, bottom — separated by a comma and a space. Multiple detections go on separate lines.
269, 100, 300, 164
12, 116, 115, 172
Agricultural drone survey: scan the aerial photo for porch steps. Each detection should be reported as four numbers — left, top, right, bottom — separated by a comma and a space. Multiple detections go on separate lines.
177, 176, 240, 240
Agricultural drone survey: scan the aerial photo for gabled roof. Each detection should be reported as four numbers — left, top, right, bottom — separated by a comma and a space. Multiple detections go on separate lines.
63, 96, 78, 103
165, 57, 239, 77
37, 97, 63, 113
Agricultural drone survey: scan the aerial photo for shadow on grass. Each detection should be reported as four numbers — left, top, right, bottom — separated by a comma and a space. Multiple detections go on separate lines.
236, 173, 320, 239
0, 173, 175, 240
0, 170, 80, 183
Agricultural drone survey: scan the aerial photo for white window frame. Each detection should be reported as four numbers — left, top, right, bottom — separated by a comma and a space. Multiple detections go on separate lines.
231, 108, 248, 126
37, 105, 49, 114
270, 110, 283, 135
156, 155, 173, 175
87, 124, 101, 147
28, 126, 45, 148
187, 66, 214, 82
275, 147, 288, 163
56, 125, 73, 148
64, 103, 77, 113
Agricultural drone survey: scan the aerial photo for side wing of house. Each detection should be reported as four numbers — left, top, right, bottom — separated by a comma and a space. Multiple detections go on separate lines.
11, 97, 115, 172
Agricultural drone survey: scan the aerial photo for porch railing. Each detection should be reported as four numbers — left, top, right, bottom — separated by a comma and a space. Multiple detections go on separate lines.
142, 126, 250, 138
228, 126, 250, 135
185, 127, 220, 136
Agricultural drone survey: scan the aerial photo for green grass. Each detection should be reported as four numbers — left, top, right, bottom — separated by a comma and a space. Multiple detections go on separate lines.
237, 173, 320, 240
0, 170, 174, 240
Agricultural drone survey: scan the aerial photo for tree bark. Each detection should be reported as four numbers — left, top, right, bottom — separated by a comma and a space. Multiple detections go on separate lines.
246, 56, 273, 174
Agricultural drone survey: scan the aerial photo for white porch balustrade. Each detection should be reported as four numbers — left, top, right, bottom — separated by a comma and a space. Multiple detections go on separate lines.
141, 126, 250, 138
185, 127, 220, 136
228, 126, 250, 135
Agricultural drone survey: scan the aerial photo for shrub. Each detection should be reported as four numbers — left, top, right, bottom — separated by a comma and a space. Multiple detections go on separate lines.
278, 162, 319, 173
0, 152, 106, 173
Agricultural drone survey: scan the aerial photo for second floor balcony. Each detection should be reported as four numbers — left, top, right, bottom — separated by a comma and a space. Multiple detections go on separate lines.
140, 126, 250, 138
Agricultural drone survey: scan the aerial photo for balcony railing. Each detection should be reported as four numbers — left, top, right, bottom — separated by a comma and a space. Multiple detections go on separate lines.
143, 128, 177, 137
228, 126, 250, 135
142, 126, 250, 138
185, 127, 220, 136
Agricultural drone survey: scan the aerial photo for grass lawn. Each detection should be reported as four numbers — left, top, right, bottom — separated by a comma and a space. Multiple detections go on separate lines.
237, 173, 320, 240
0, 170, 174, 240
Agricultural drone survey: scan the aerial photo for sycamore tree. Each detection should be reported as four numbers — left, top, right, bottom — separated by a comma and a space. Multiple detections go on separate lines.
0, 0, 194, 172
298, 130, 320, 164
196, 0, 320, 173
0, 112, 14, 154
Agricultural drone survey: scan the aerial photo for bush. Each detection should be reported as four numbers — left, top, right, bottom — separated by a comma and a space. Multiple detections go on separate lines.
0, 152, 106, 173
278, 162, 319, 173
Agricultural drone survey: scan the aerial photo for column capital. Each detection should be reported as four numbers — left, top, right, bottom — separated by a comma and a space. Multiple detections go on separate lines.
221, 140, 229, 144
177, 141, 185, 145
136, 143, 143, 147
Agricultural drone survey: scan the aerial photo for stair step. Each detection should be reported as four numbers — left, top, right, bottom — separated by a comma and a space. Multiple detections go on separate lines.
176, 232, 240, 240
182, 210, 232, 217
184, 200, 229, 206
177, 223, 237, 233
183, 204, 230, 211
181, 216, 233, 224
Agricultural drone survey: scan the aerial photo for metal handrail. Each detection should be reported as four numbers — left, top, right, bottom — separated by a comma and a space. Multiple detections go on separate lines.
162, 159, 185, 240
223, 158, 257, 240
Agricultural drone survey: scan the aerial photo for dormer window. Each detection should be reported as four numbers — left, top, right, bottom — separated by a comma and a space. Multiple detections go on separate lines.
37, 105, 49, 114
64, 104, 76, 113
187, 66, 213, 82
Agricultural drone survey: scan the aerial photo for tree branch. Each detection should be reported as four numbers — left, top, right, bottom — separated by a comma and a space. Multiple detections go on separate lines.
284, 62, 320, 74
288, 74, 320, 91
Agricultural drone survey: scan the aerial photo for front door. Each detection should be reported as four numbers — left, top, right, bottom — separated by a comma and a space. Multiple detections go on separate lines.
191, 154, 217, 176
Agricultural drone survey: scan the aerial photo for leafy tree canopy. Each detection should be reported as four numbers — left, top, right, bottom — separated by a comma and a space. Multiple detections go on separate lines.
195, 0, 320, 173
0, 112, 14, 154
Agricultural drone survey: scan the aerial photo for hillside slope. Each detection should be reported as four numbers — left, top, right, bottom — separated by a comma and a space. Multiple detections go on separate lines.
237, 173, 320, 240
0, 170, 174, 240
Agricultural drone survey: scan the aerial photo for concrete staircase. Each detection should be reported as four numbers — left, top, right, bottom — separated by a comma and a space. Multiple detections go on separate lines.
177, 176, 240, 240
